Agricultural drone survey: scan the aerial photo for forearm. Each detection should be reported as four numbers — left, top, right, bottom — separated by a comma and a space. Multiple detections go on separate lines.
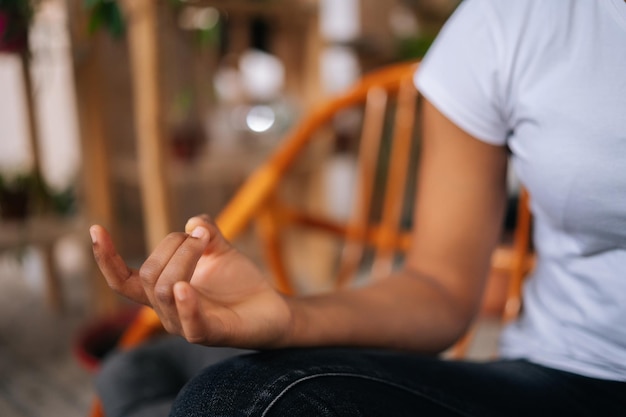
282, 268, 474, 353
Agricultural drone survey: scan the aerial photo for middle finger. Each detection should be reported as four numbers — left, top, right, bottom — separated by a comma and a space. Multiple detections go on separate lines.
150, 227, 211, 332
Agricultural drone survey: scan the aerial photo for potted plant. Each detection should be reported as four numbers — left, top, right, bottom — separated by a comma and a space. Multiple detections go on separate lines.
0, 170, 75, 221
73, 305, 141, 372
168, 89, 208, 162
0, 0, 39, 54
84, 0, 125, 38
0, 173, 31, 220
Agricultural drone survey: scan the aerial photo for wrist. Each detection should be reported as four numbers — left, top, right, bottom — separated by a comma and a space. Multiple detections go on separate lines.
275, 295, 305, 348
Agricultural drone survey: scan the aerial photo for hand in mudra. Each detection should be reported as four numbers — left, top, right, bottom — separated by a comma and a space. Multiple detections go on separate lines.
90, 215, 292, 348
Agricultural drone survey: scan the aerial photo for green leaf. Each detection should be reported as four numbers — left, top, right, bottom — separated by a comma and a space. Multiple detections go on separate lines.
197, 25, 220, 47
102, 2, 125, 38
83, 0, 102, 9
85, 0, 125, 39
87, 3, 104, 34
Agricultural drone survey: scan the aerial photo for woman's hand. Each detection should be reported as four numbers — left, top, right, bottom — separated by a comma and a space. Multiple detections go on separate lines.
90, 215, 292, 349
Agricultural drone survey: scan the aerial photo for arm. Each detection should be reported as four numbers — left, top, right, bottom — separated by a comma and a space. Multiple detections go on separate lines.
284, 99, 509, 352
91, 99, 508, 353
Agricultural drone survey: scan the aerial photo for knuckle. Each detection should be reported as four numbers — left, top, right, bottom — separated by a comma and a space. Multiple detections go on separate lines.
177, 243, 199, 259
93, 246, 113, 267
154, 284, 174, 305
177, 243, 193, 256
139, 261, 160, 285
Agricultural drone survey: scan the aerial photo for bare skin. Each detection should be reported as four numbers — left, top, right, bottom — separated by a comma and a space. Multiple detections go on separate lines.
90, 99, 509, 354
90, 217, 292, 349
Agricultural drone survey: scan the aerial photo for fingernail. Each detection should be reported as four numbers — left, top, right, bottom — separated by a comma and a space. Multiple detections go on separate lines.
89, 226, 97, 244
191, 226, 206, 239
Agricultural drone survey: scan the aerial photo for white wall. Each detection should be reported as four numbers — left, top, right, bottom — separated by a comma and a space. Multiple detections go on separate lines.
0, 0, 80, 191
0, 55, 32, 176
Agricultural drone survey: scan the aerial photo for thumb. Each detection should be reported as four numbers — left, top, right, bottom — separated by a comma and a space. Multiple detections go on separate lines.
185, 214, 231, 254
173, 281, 230, 345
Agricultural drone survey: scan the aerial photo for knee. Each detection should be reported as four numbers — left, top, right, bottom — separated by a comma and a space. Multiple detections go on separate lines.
261, 376, 348, 417
170, 359, 353, 417
170, 348, 440, 417
172, 349, 325, 417
170, 353, 261, 417
169, 349, 357, 417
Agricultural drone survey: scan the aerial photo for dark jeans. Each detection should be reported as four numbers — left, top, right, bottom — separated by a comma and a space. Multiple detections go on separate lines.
96, 336, 250, 417
96, 337, 626, 417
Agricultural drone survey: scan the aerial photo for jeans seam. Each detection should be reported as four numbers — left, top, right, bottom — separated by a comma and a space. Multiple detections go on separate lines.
259, 372, 469, 417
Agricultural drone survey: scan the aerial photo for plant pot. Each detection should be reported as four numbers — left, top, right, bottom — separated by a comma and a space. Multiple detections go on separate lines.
73, 307, 140, 372
0, 188, 30, 220
0, 11, 29, 54
169, 121, 206, 162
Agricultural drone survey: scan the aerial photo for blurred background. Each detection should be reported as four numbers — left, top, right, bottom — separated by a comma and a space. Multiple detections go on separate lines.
0, 1, 468, 416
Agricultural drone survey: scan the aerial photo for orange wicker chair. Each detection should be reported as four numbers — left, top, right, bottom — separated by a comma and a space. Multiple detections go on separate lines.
89, 60, 534, 416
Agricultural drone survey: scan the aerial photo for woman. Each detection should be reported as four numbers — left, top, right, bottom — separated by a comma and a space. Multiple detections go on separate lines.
91, 0, 626, 415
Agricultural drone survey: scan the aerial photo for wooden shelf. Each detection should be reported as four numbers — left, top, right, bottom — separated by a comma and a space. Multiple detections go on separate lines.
0, 216, 86, 250
186, 0, 316, 18
111, 145, 274, 188
0, 214, 87, 312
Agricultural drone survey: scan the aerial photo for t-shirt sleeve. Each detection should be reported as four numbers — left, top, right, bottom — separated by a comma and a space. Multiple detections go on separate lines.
414, 0, 509, 146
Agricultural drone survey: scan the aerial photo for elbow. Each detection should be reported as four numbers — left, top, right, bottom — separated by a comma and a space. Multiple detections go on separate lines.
418, 305, 476, 355
435, 309, 476, 354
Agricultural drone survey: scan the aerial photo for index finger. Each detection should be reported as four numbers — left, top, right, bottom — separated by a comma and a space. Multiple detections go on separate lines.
90, 225, 150, 305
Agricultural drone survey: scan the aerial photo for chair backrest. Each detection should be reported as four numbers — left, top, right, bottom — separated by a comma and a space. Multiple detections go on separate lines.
217, 61, 422, 293
218, 60, 532, 293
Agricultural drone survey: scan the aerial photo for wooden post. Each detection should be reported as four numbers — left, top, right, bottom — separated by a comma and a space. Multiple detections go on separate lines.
77, 39, 121, 313
302, 8, 323, 108
74, 40, 115, 231
19, 52, 65, 311
65, 0, 119, 314
121, 0, 172, 250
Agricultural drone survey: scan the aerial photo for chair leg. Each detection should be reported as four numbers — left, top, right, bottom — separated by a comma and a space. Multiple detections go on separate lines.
447, 326, 477, 359
88, 398, 104, 417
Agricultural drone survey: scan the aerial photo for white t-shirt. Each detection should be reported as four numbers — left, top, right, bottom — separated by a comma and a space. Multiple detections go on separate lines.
415, 0, 626, 381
